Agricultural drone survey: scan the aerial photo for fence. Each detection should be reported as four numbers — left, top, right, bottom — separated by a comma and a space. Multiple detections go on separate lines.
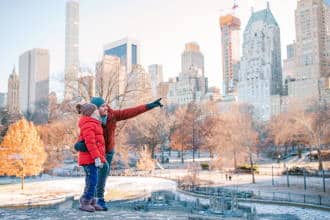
254, 190, 330, 207
177, 184, 330, 207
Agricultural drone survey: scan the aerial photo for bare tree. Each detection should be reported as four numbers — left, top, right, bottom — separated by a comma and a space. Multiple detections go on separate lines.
126, 109, 169, 159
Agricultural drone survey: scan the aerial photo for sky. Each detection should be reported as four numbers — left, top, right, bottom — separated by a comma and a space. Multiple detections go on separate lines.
0, 0, 298, 96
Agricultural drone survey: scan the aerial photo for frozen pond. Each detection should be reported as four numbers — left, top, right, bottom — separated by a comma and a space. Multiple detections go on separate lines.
241, 202, 330, 220
0, 176, 329, 219
0, 192, 329, 220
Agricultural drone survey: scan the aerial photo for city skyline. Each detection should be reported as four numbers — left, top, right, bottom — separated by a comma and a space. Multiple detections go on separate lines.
0, 0, 298, 94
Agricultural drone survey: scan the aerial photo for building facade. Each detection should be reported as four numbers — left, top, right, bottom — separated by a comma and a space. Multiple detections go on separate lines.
19, 48, 49, 123
148, 64, 164, 98
95, 55, 125, 107
125, 64, 152, 107
238, 4, 283, 120
0, 93, 6, 108
78, 75, 95, 100
181, 42, 204, 74
168, 43, 208, 106
220, 14, 241, 96
7, 67, 20, 113
283, 0, 330, 104
64, 0, 79, 100
103, 37, 140, 73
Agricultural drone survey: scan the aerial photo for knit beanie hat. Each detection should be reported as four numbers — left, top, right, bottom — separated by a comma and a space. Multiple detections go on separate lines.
81, 103, 97, 116
90, 97, 105, 108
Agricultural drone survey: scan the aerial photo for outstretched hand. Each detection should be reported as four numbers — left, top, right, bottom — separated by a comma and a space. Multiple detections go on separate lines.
146, 98, 163, 110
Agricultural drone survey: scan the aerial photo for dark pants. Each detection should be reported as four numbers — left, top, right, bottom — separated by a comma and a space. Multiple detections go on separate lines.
82, 164, 98, 200
96, 151, 115, 199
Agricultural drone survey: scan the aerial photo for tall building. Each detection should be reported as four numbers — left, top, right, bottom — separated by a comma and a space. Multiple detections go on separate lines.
283, 0, 330, 103
219, 14, 241, 96
103, 38, 140, 73
0, 93, 6, 108
167, 43, 208, 106
238, 4, 283, 120
181, 42, 204, 74
148, 64, 164, 98
293, 0, 329, 79
95, 55, 125, 107
19, 48, 50, 123
7, 66, 20, 113
64, 0, 79, 100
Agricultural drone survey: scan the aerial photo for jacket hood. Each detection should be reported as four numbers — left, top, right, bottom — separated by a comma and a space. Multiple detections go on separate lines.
79, 115, 101, 128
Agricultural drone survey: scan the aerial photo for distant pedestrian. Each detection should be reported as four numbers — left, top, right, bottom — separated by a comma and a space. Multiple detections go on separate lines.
225, 173, 228, 181
229, 175, 232, 181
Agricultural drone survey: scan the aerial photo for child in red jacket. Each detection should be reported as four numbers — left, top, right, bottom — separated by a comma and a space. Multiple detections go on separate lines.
77, 103, 106, 212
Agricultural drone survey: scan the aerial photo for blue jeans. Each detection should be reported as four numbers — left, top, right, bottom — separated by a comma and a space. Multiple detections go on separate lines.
82, 164, 98, 200
96, 151, 115, 199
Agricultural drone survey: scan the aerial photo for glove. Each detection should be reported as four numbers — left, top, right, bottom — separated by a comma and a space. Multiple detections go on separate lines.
74, 140, 88, 152
146, 98, 163, 110
94, 157, 103, 168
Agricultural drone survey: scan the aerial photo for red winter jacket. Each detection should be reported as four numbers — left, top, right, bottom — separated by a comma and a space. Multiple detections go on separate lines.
103, 104, 149, 153
78, 116, 106, 166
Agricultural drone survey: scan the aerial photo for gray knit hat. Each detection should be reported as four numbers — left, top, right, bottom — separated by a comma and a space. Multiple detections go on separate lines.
81, 103, 97, 116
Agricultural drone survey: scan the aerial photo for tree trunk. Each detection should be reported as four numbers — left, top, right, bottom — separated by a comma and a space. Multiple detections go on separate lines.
317, 148, 323, 171
233, 149, 237, 169
161, 148, 164, 163
192, 148, 195, 162
21, 175, 24, 190
249, 153, 255, 184
151, 145, 155, 159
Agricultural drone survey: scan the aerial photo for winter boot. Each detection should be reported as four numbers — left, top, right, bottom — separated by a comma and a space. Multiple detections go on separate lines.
91, 198, 105, 211
96, 198, 108, 211
79, 197, 95, 212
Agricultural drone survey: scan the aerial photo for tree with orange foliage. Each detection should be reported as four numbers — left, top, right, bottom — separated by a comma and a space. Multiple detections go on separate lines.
0, 119, 47, 189
38, 117, 79, 173
170, 106, 191, 163
233, 105, 259, 183
136, 146, 155, 171
199, 101, 221, 159
214, 104, 259, 183
269, 99, 330, 171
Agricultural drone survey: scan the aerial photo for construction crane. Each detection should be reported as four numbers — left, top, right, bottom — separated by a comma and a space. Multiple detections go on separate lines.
219, 0, 239, 16
232, 0, 239, 10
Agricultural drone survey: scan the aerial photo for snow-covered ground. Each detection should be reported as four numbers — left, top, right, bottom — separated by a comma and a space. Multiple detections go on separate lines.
0, 175, 329, 219
0, 177, 176, 207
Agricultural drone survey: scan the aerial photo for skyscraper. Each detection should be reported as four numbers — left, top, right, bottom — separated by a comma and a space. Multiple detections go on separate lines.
219, 14, 241, 96
19, 48, 49, 123
181, 42, 204, 74
103, 37, 140, 73
148, 64, 164, 98
295, 0, 329, 79
283, 0, 330, 102
167, 43, 208, 105
7, 66, 20, 113
238, 3, 282, 120
64, 0, 79, 100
